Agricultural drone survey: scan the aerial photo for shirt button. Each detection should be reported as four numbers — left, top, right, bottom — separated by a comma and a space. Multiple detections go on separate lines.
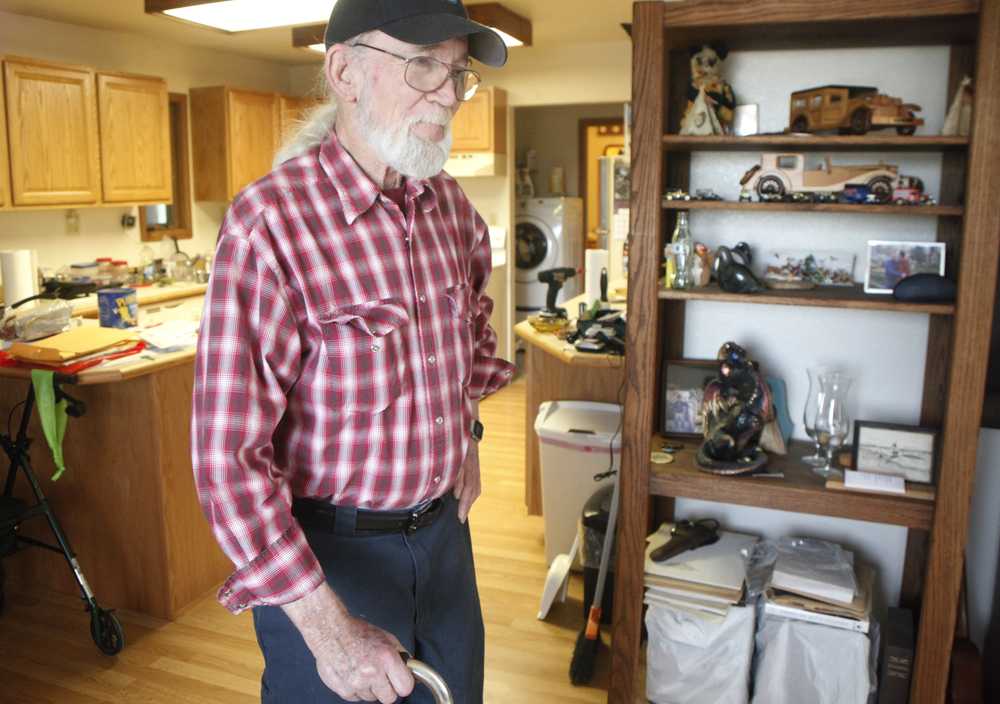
238, 602, 248, 610
371, 343, 381, 352
418, 294, 427, 303
222, 588, 232, 597
433, 476, 441, 483
435, 416, 444, 425
428, 355, 437, 364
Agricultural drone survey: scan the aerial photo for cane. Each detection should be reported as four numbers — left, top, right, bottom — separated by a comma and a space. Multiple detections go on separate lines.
403, 655, 453, 704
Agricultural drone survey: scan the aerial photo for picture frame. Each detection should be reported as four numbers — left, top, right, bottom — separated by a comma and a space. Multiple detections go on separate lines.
864, 240, 945, 294
661, 359, 717, 437
851, 420, 937, 484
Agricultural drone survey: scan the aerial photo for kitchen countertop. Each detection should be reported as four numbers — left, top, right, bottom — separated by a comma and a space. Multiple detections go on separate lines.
71, 282, 208, 318
513, 291, 626, 368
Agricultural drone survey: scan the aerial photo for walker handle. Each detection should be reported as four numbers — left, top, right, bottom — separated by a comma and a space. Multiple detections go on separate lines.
402, 653, 453, 704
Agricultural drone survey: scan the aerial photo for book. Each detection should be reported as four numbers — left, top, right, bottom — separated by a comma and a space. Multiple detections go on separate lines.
645, 524, 758, 592
645, 586, 733, 616
644, 593, 728, 621
767, 562, 874, 623
770, 541, 857, 605
643, 578, 741, 605
878, 608, 914, 704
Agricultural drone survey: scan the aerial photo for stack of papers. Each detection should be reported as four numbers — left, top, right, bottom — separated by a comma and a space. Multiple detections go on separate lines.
8, 326, 138, 365
644, 524, 758, 619
765, 563, 874, 633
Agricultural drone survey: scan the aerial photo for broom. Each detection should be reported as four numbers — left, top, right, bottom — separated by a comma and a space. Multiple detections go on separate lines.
569, 467, 621, 685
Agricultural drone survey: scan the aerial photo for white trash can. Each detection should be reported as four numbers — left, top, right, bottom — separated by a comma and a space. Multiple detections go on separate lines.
534, 400, 622, 566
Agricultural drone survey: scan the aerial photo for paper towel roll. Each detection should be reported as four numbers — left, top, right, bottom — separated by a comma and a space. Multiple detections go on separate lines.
1, 249, 39, 307
585, 249, 609, 305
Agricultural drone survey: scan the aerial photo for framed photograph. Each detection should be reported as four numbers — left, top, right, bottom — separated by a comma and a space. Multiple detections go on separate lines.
764, 249, 856, 287
864, 241, 945, 294
661, 359, 717, 437
852, 421, 937, 484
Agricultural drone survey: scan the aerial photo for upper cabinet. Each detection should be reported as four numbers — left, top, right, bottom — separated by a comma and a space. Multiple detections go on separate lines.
4, 57, 101, 206
279, 94, 318, 145
446, 87, 507, 177
0, 71, 10, 209
191, 86, 282, 201
191, 87, 316, 202
451, 87, 506, 153
97, 72, 172, 203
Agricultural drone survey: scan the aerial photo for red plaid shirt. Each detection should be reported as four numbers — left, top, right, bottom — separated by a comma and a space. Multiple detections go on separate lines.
191, 131, 514, 614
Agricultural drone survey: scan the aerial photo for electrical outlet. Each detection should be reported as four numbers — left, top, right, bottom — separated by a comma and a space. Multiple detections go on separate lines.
65, 209, 80, 235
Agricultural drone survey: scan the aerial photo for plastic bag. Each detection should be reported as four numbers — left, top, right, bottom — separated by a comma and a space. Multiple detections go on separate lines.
1, 299, 73, 342
751, 617, 871, 704
646, 603, 755, 704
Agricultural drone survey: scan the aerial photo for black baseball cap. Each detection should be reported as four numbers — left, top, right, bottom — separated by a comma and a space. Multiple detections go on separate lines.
324, 0, 508, 67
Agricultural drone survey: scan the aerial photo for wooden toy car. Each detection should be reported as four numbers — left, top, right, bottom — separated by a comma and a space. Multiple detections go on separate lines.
789, 85, 924, 135
740, 153, 898, 202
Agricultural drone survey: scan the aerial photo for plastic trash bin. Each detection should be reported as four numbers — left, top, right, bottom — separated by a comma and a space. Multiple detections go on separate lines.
534, 400, 621, 566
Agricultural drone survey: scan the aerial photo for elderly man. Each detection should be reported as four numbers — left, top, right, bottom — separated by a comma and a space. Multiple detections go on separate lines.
191, 1, 514, 702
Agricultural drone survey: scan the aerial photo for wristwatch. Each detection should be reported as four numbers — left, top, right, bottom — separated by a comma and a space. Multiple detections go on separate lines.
471, 419, 484, 442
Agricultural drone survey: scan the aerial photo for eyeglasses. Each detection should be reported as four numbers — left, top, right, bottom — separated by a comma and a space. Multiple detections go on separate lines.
352, 43, 482, 102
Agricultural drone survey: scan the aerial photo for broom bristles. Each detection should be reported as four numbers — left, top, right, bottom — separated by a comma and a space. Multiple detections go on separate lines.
569, 610, 602, 685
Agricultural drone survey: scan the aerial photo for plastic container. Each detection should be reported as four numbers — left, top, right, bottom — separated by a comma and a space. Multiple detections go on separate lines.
534, 400, 621, 566
97, 288, 138, 328
111, 260, 129, 284
69, 262, 99, 282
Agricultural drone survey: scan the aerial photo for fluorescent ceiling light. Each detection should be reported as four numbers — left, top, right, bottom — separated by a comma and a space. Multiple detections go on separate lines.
467, 3, 532, 48
308, 43, 325, 54
154, 0, 336, 33
488, 27, 523, 48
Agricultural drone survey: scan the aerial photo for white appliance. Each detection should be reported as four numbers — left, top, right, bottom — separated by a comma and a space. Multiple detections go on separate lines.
597, 155, 631, 286
515, 197, 583, 319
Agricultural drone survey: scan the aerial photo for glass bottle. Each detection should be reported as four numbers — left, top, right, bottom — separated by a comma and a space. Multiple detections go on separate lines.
670, 211, 693, 290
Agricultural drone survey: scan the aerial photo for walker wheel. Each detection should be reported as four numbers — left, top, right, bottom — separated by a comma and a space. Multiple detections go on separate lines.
90, 606, 125, 655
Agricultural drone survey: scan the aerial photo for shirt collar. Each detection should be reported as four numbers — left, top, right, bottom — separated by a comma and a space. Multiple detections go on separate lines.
319, 129, 439, 225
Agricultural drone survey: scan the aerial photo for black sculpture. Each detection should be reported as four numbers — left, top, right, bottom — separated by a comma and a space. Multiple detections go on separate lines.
713, 242, 765, 293
697, 342, 775, 475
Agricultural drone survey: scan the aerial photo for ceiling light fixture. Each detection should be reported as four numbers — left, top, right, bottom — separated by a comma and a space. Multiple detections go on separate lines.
145, 0, 335, 33
290, 3, 531, 55
466, 3, 532, 48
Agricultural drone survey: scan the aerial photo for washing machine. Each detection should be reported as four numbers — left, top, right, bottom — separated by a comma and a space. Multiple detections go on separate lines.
515, 197, 583, 321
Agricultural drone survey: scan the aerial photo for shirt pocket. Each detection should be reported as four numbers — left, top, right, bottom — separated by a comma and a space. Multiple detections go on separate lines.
444, 283, 475, 388
318, 298, 411, 414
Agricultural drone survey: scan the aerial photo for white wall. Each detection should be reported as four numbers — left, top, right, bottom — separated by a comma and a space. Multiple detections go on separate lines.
668, 45, 994, 618
0, 10, 293, 277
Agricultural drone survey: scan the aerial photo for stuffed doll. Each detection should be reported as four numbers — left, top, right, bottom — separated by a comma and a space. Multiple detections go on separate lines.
680, 44, 736, 136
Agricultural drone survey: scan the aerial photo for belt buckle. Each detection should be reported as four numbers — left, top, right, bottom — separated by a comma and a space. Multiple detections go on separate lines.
405, 500, 437, 533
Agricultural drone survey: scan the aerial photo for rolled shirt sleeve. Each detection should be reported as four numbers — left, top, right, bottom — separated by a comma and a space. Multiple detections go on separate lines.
465, 214, 516, 400
191, 231, 325, 614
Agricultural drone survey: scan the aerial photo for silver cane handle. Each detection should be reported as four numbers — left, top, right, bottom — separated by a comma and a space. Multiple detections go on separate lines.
404, 656, 453, 704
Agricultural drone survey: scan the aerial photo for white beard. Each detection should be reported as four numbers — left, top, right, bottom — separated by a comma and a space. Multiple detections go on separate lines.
357, 88, 453, 179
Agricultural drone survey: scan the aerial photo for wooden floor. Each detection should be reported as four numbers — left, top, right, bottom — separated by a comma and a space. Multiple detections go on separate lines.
0, 377, 611, 703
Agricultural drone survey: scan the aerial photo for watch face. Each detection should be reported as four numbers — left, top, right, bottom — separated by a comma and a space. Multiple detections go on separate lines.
472, 420, 484, 440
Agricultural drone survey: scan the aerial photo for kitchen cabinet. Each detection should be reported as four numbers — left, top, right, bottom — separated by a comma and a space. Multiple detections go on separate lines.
97, 72, 172, 203
0, 70, 10, 209
190, 86, 281, 202
4, 56, 101, 206
279, 94, 318, 145
451, 86, 506, 153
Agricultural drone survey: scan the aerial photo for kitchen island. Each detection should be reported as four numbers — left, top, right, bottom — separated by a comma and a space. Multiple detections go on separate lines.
0, 289, 229, 621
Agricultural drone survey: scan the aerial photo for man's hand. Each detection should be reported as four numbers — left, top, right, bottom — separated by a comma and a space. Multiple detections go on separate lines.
282, 584, 414, 703
453, 440, 481, 523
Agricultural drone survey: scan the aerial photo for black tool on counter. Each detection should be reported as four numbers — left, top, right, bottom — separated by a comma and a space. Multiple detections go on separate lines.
649, 518, 720, 563
9, 279, 99, 310
600, 267, 608, 302
537, 266, 577, 319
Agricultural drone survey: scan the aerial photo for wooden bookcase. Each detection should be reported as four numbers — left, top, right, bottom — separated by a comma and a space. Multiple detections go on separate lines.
610, 2, 1000, 703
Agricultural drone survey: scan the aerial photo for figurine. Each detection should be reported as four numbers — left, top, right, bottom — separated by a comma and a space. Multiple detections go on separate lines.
680, 44, 735, 136
697, 342, 775, 474
713, 244, 765, 293
789, 85, 923, 135
692, 243, 713, 287
943, 76, 973, 137
740, 153, 898, 203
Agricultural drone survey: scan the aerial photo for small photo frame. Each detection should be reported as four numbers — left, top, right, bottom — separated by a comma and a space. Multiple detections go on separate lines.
733, 104, 760, 137
662, 359, 717, 437
852, 421, 937, 484
864, 241, 945, 294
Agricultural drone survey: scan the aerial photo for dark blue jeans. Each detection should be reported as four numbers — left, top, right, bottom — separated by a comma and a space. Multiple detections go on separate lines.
252, 494, 484, 703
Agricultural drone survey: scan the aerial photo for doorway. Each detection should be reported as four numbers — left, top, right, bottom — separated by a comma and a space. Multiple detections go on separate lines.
579, 118, 625, 249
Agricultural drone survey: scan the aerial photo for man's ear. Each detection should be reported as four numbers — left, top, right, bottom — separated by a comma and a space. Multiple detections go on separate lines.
325, 44, 362, 105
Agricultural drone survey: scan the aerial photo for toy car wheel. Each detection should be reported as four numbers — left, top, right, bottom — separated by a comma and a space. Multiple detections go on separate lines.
756, 176, 785, 198
897, 113, 917, 136
791, 116, 809, 133
867, 177, 893, 203
850, 109, 872, 135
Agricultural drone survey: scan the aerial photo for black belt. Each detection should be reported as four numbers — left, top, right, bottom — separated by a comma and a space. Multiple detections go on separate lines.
292, 497, 444, 535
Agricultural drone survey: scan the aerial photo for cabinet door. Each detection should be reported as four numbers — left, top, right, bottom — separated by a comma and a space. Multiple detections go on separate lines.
0, 72, 10, 209
227, 88, 279, 198
278, 94, 318, 145
98, 73, 172, 203
451, 89, 492, 152
4, 57, 101, 206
